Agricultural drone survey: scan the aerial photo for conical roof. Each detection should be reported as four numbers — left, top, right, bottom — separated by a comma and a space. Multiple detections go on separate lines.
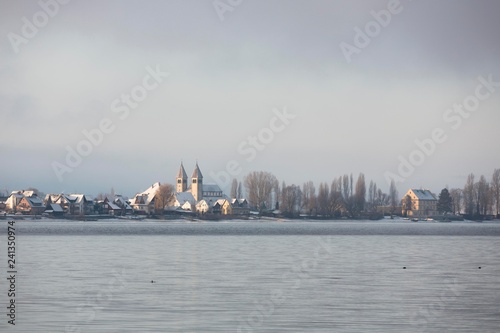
177, 163, 188, 179
192, 163, 203, 179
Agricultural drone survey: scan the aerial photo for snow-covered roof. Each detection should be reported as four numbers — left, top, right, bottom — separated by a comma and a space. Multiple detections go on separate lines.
130, 182, 160, 205
410, 189, 437, 201
231, 198, 248, 205
113, 196, 132, 209
196, 200, 209, 207
22, 190, 35, 197
214, 199, 227, 206
66, 194, 89, 203
108, 202, 121, 210
181, 201, 193, 210
9, 191, 24, 199
175, 192, 196, 206
203, 184, 223, 192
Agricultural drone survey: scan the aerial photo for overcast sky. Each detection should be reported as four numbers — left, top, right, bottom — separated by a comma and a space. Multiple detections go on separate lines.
1, 0, 499, 198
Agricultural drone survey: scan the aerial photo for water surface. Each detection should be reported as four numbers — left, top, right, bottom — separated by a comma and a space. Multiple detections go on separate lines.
1, 220, 499, 332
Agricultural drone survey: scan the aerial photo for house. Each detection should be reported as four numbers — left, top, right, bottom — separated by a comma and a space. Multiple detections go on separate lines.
45, 203, 64, 217
65, 194, 94, 215
0, 195, 8, 212
113, 195, 133, 214
402, 189, 438, 217
106, 200, 123, 216
95, 196, 132, 216
16, 196, 45, 215
129, 183, 159, 214
231, 199, 250, 215
43, 193, 93, 216
5, 191, 27, 213
195, 200, 211, 214
44, 194, 70, 214
172, 192, 196, 211
212, 199, 232, 215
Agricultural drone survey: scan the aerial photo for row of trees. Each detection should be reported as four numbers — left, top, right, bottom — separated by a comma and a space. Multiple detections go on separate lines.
242, 171, 399, 218
444, 169, 500, 217
151, 168, 499, 218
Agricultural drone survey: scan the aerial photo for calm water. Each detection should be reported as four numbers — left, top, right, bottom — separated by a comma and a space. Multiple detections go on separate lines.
1, 219, 500, 332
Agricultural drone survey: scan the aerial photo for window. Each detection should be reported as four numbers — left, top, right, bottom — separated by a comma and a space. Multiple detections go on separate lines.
177, 179, 182, 184
193, 179, 197, 184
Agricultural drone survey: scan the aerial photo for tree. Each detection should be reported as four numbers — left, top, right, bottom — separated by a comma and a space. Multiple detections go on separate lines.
354, 173, 366, 214
476, 175, 491, 216
402, 195, 412, 216
282, 185, 302, 217
230, 179, 238, 198
389, 179, 399, 215
244, 171, 279, 213
237, 181, 243, 199
317, 182, 330, 216
437, 188, 452, 214
463, 173, 475, 215
368, 180, 377, 212
341, 174, 356, 217
155, 183, 175, 214
449, 188, 462, 215
491, 169, 500, 217
302, 181, 316, 216
329, 180, 344, 217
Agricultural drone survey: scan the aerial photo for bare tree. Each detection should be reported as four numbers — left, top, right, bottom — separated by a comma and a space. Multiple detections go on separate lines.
341, 174, 356, 217
317, 182, 330, 217
282, 185, 302, 217
402, 195, 412, 216
389, 179, 399, 215
329, 180, 344, 217
237, 181, 243, 199
342, 174, 350, 202
376, 189, 390, 207
302, 181, 316, 216
244, 171, 279, 213
491, 168, 500, 217
476, 175, 491, 215
449, 188, 462, 215
354, 173, 366, 214
368, 180, 376, 212
155, 183, 175, 214
230, 179, 238, 198
463, 173, 475, 215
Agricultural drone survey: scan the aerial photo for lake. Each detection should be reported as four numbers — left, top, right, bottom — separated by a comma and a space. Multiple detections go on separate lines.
1, 219, 499, 332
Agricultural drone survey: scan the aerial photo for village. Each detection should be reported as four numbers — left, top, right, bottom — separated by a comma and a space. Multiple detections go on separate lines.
0, 163, 498, 222
0, 163, 250, 220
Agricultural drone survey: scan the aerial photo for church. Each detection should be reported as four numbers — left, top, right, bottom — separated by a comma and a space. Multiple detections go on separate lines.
174, 162, 226, 207
130, 162, 248, 215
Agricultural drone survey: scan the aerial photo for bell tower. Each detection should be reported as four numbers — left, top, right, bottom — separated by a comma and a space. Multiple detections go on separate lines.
176, 162, 188, 193
191, 162, 203, 202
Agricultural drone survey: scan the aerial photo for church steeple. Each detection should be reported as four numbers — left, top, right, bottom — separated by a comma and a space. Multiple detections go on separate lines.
191, 162, 203, 201
176, 162, 188, 193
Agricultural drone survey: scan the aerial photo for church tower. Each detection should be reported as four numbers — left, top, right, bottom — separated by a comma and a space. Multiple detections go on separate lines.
191, 162, 203, 202
176, 162, 188, 193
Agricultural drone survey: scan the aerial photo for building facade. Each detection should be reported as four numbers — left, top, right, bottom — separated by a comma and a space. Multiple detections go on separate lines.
402, 189, 438, 218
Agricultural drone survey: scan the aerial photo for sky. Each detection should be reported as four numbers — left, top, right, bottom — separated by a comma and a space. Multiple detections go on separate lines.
1, 0, 499, 198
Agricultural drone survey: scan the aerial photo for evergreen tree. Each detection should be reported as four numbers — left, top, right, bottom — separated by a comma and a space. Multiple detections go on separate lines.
437, 188, 452, 214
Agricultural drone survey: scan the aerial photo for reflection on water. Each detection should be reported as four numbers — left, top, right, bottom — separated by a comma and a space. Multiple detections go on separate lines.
1, 220, 499, 332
